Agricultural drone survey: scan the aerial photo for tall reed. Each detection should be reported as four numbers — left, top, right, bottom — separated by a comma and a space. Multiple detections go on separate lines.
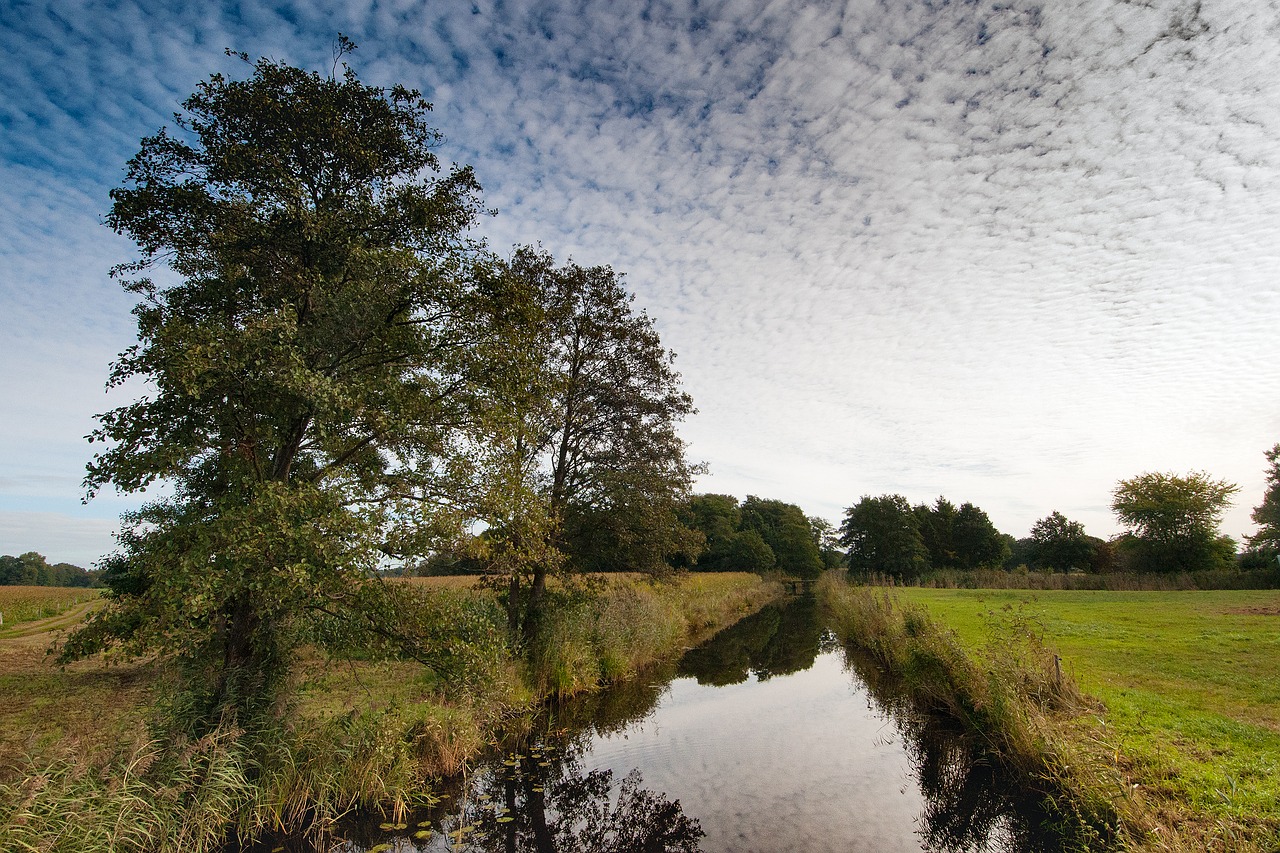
818, 574, 1136, 850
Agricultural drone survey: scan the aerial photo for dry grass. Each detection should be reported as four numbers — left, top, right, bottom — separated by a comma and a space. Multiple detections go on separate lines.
1, 571, 777, 851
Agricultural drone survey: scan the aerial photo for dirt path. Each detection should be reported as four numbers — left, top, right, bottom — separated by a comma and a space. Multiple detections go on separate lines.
0, 600, 154, 784
0, 599, 102, 642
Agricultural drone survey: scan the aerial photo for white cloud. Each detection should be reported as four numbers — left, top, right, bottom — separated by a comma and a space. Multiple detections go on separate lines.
2, 0, 1278, 563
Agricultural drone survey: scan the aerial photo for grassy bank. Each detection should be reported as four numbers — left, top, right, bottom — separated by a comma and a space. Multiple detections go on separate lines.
819, 575, 1123, 851
896, 587, 1280, 852
822, 576, 1280, 852
0, 572, 777, 852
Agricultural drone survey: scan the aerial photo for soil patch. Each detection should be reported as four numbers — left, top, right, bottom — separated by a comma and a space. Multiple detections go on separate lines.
1224, 605, 1280, 616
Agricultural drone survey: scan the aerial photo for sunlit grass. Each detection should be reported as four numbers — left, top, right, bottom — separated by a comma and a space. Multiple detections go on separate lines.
896, 587, 1280, 851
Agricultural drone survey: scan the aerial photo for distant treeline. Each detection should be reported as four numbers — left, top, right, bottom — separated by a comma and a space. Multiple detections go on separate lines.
0, 552, 99, 587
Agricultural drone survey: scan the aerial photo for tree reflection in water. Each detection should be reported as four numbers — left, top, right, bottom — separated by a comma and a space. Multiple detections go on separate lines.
429, 743, 703, 852
843, 646, 1072, 853
678, 596, 825, 686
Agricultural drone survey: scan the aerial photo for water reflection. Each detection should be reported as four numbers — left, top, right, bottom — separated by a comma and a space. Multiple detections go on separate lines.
843, 647, 1070, 853
341, 596, 1077, 853
678, 597, 824, 685
430, 744, 704, 852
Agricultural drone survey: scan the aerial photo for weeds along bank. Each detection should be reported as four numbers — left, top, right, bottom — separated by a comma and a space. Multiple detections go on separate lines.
0, 572, 777, 852
819, 576, 1280, 853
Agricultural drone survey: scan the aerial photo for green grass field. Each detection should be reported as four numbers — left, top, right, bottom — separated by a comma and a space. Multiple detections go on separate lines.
896, 587, 1280, 848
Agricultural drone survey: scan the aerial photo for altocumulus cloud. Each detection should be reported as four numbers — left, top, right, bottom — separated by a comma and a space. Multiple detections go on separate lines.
1, 0, 1278, 564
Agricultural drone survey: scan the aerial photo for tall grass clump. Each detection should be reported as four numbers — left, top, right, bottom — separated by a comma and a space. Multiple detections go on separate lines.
818, 574, 1134, 850
527, 572, 778, 696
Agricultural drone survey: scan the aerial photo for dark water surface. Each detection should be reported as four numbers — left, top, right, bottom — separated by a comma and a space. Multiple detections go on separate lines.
337, 597, 1061, 852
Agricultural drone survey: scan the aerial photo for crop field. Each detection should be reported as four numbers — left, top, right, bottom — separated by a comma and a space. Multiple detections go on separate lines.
0, 586, 101, 636
896, 587, 1280, 848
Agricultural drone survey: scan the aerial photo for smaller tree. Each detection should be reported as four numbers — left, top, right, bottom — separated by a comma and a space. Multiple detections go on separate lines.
840, 494, 928, 580
1028, 511, 1095, 572
725, 529, 776, 574
1112, 471, 1238, 574
678, 494, 742, 571
914, 498, 958, 570
808, 516, 845, 568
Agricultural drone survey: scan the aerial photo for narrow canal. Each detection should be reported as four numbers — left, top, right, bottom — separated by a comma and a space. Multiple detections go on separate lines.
338, 596, 1065, 852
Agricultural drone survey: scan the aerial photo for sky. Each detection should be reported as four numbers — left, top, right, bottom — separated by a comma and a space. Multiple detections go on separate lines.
2, 0, 1279, 566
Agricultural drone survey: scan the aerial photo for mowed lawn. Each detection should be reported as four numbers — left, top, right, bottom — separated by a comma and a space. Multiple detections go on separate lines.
897, 588, 1280, 839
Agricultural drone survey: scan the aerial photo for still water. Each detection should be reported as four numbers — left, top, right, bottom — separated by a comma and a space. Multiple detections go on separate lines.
340, 597, 1059, 852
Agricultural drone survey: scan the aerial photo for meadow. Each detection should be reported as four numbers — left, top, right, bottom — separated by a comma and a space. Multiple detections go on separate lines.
895, 587, 1280, 851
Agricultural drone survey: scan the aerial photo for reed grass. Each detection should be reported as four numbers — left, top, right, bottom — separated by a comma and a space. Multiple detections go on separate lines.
0, 571, 776, 851
818, 574, 1133, 850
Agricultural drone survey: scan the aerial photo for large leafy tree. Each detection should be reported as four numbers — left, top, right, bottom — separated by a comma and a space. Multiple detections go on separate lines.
951, 502, 1009, 570
677, 493, 742, 570
1027, 511, 1095, 572
62, 45, 491, 722
1111, 471, 1238, 574
840, 494, 928, 580
913, 497, 958, 569
739, 496, 823, 578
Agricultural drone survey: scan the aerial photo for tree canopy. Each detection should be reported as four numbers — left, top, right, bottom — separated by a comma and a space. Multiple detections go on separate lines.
463, 248, 699, 640
64, 45, 499, 722
1027, 511, 1095, 572
66, 46, 703, 723
0, 553, 97, 587
1111, 471, 1238, 574
739, 496, 824, 578
1245, 444, 1280, 563
840, 494, 928, 580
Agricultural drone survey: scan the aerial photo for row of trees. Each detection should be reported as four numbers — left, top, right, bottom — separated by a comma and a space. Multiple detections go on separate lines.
840, 496, 1008, 578
675, 494, 840, 578
837, 458, 1280, 582
0, 553, 97, 587
65, 44, 700, 727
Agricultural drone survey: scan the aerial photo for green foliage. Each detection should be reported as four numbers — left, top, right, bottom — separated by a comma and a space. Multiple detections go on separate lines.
1244, 444, 1280, 565
1028, 512, 1093, 572
914, 497, 959, 569
951, 502, 1009, 570
678, 493, 829, 576
724, 528, 776, 574
840, 494, 929, 580
911, 499, 1009, 572
738, 496, 823, 578
463, 248, 699, 642
67, 44, 489, 724
1111, 472, 1239, 574
675, 494, 740, 569
0, 553, 97, 587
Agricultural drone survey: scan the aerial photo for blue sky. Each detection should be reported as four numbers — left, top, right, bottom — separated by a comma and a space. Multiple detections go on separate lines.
2, 0, 1279, 566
